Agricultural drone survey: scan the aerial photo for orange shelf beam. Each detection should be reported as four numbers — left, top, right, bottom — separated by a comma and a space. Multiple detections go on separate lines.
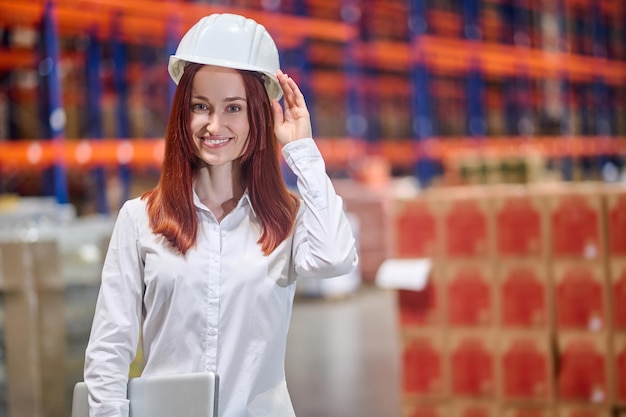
353, 36, 626, 84
0, 0, 357, 46
1, 137, 624, 171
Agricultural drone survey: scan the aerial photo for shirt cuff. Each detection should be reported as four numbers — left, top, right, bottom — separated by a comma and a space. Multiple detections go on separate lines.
281, 138, 320, 166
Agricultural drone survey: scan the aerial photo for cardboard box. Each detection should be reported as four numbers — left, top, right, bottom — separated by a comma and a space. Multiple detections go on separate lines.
32, 240, 67, 417
449, 329, 496, 398
402, 400, 449, 417
401, 329, 448, 398
496, 260, 551, 329
449, 400, 498, 417
604, 185, 626, 256
610, 259, 626, 331
614, 333, 626, 405
556, 332, 609, 404
555, 404, 612, 417
394, 261, 443, 328
357, 247, 391, 283
0, 242, 44, 417
500, 404, 553, 417
497, 330, 554, 402
444, 262, 494, 327
543, 184, 605, 260
552, 262, 608, 332
333, 181, 394, 282
0, 240, 68, 417
397, 267, 443, 328
394, 195, 441, 259
493, 186, 547, 258
439, 186, 493, 259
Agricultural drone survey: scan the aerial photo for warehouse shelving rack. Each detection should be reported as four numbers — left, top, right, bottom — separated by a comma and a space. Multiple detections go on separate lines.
0, 0, 624, 211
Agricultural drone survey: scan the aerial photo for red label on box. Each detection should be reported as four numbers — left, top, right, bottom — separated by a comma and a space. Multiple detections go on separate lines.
551, 195, 600, 258
614, 269, 626, 330
501, 267, 546, 327
502, 339, 549, 400
451, 338, 494, 397
448, 269, 492, 326
445, 200, 487, 257
496, 198, 541, 257
403, 336, 442, 396
396, 200, 437, 258
557, 338, 607, 402
556, 268, 605, 330
609, 195, 626, 255
398, 284, 439, 327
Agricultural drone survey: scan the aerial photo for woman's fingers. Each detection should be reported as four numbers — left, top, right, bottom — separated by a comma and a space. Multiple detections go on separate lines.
271, 99, 284, 125
277, 71, 304, 113
274, 70, 313, 145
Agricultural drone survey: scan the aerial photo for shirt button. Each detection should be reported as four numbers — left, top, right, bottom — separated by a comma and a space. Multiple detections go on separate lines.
208, 328, 217, 336
209, 291, 217, 299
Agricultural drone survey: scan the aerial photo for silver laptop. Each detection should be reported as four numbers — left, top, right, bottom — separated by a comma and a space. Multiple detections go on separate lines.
71, 372, 219, 417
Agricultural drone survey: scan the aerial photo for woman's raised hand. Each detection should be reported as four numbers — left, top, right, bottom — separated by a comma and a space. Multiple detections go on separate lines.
272, 70, 313, 146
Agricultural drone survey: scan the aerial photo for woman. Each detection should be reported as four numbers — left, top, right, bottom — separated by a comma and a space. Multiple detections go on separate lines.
83, 13, 358, 417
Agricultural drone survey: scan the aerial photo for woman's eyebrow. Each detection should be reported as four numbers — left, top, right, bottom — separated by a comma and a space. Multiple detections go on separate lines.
223, 96, 247, 102
191, 95, 246, 102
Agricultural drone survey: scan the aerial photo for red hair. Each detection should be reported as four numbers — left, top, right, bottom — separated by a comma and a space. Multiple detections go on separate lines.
142, 63, 299, 255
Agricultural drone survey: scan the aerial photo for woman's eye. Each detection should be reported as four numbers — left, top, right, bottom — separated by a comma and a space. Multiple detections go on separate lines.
227, 104, 242, 112
192, 103, 208, 112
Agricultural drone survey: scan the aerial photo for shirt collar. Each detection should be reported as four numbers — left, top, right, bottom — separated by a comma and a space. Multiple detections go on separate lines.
192, 188, 257, 218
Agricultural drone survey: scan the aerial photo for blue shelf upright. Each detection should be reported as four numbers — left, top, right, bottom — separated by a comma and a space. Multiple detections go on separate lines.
85, 31, 109, 214
591, 0, 612, 176
112, 12, 132, 208
557, 0, 573, 181
38, 0, 69, 204
464, 0, 486, 139
409, 0, 436, 187
342, 0, 366, 145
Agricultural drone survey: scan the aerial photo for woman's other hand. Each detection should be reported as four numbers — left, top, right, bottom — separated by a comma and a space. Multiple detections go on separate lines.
272, 70, 313, 146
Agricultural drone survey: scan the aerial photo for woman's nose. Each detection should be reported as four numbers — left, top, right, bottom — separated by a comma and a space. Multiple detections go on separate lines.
205, 112, 219, 131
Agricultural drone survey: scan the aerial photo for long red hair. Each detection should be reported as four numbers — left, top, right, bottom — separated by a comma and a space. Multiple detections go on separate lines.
142, 63, 300, 255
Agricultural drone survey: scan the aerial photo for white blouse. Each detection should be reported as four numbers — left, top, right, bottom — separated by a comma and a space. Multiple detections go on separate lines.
83, 138, 359, 417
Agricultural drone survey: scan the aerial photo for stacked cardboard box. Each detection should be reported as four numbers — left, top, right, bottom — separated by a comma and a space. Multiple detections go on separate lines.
440, 187, 496, 417
395, 182, 626, 416
493, 185, 554, 417
0, 240, 67, 417
606, 187, 626, 415
333, 178, 394, 283
0, 205, 114, 417
542, 184, 613, 417
396, 186, 498, 416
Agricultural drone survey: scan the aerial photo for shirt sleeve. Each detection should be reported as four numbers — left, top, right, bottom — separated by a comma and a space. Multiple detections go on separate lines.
281, 138, 359, 279
83, 201, 144, 417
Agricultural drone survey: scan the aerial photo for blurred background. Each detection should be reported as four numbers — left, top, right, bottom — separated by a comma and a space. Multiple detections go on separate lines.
0, 0, 625, 416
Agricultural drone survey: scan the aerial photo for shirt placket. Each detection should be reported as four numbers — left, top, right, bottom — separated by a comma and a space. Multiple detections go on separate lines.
205, 221, 221, 371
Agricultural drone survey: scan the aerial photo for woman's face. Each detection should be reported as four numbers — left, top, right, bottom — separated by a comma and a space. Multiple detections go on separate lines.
189, 65, 250, 168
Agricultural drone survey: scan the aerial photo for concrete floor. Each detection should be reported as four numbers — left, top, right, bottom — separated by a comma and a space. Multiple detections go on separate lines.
286, 286, 401, 417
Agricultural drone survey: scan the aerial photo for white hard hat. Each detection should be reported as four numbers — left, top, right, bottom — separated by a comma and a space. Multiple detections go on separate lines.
168, 13, 283, 101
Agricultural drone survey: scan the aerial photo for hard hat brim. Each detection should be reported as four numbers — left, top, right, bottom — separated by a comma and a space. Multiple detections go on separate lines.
168, 55, 284, 101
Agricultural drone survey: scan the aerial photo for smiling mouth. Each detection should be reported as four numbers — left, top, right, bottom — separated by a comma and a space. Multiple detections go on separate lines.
202, 137, 231, 145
